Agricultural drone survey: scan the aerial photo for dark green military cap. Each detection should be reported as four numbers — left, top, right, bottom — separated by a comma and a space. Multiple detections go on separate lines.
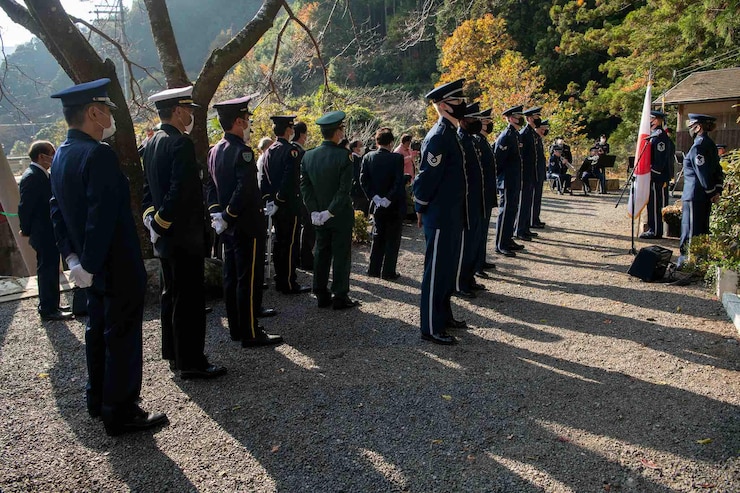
316, 110, 346, 129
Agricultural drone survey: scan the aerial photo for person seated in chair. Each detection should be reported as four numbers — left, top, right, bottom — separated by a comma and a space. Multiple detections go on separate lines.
579, 146, 605, 195
548, 144, 572, 194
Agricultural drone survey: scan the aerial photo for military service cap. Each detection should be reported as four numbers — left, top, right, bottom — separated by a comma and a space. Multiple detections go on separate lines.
425, 78, 465, 102
148, 86, 199, 109
523, 106, 542, 116
717, 144, 727, 150
315, 111, 346, 129
213, 95, 253, 117
552, 144, 563, 151
537, 118, 549, 127
463, 102, 481, 118
270, 115, 296, 125
650, 110, 667, 119
50, 78, 117, 109
477, 108, 493, 119
502, 105, 524, 116
687, 113, 716, 125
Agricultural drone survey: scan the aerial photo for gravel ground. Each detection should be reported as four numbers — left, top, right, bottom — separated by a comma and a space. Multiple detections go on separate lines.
1, 192, 739, 493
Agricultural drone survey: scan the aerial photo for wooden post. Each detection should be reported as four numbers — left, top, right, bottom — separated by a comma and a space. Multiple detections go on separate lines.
0, 144, 35, 276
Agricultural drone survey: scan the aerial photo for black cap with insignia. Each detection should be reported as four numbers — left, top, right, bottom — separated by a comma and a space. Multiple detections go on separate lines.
523, 106, 542, 117
463, 102, 481, 118
213, 95, 253, 117
537, 118, 549, 127
502, 105, 524, 116
270, 115, 296, 126
425, 78, 465, 102
50, 78, 118, 109
687, 113, 716, 126
650, 110, 667, 119
148, 86, 199, 109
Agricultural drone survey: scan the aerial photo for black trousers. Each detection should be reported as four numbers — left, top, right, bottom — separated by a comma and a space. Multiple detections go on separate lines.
299, 205, 315, 269
368, 213, 403, 277
85, 281, 144, 423
532, 181, 544, 225
222, 231, 265, 341
515, 182, 535, 236
272, 208, 300, 291
34, 239, 61, 315
159, 252, 207, 370
646, 181, 666, 237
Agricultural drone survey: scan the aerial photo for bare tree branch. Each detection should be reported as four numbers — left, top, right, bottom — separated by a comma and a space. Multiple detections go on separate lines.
397, 0, 439, 51
281, 0, 330, 90
0, 0, 42, 38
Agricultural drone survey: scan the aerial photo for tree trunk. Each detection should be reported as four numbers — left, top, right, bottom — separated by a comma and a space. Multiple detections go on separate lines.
142, 0, 189, 87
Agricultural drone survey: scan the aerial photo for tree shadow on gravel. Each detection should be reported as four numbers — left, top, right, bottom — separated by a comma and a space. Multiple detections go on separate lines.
41, 315, 195, 491
452, 290, 739, 371
495, 269, 721, 318
170, 308, 740, 492
0, 299, 21, 355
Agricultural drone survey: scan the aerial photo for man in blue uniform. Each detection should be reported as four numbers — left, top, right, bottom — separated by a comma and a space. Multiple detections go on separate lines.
18, 140, 73, 321
142, 86, 226, 380
532, 118, 549, 228
640, 110, 676, 239
515, 106, 542, 241
360, 127, 405, 280
413, 79, 468, 345
472, 108, 498, 275
678, 113, 724, 268
292, 121, 315, 271
49, 78, 167, 436
455, 103, 487, 298
494, 105, 525, 257
206, 96, 283, 348
300, 111, 359, 310
260, 115, 311, 295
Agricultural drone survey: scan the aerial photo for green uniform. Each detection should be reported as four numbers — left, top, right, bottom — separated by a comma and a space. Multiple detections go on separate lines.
300, 141, 354, 300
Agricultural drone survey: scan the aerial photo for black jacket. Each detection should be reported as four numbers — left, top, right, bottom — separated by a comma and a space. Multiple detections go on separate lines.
360, 148, 405, 217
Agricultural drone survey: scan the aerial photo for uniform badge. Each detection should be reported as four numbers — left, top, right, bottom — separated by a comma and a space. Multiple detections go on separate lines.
242, 151, 253, 162
427, 153, 441, 167
696, 154, 705, 166
290, 149, 299, 158
657, 142, 665, 152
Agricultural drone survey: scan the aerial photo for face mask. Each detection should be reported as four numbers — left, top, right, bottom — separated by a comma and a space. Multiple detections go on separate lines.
484, 122, 494, 134
98, 112, 116, 140
467, 119, 483, 134
446, 101, 467, 120
688, 126, 698, 139
543, 128, 550, 136
533, 117, 542, 126
180, 110, 194, 134
516, 117, 525, 127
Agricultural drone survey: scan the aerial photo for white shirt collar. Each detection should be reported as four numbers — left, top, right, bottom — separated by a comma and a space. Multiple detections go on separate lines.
30, 162, 50, 177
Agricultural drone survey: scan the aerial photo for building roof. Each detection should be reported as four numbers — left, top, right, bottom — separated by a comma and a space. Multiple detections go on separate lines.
655, 67, 740, 105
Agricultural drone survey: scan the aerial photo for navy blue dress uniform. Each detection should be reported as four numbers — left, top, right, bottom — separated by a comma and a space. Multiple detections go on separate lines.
360, 140, 405, 279
532, 119, 549, 228
49, 79, 166, 435
679, 113, 724, 266
494, 105, 524, 257
18, 146, 71, 320
259, 115, 309, 294
206, 96, 283, 347
413, 79, 468, 345
455, 103, 487, 297
548, 146, 572, 193
515, 106, 541, 240
300, 111, 358, 309
142, 86, 225, 379
472, 108, 498, 273
640, 110, 676, 239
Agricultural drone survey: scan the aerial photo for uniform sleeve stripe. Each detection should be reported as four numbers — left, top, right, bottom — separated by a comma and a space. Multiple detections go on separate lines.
154, 212, 172, 230
226, 206, 238, 218
414, 197, 429, 205
142, 206, 155, 221
208, 204, 221, 211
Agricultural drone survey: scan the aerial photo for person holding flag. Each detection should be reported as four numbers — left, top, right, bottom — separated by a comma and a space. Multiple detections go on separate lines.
627, 79, 653, 241
639, 110, 675, 239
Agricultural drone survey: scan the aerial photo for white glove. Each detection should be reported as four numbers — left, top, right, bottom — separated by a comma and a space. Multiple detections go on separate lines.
317, 210, 333, 225
143, 215, 160, 245
380, 197, 391, 208
310, 211, 322, 226
265, 201, 278, 217
372, 195, 382, 208
66, 254, 93, 288
210, 213, 227, 234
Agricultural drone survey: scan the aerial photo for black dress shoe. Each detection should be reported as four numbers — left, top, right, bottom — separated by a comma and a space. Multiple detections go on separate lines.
421, 332, 457, 345
381, 272, 401, 280
317, 296, 332, 308
263, 282, 269, 289
242, 330, 284, 347
527, 231, 538, 237
205, 306, 213, 314
446, 318, 467, 329
168, 360, 177, 371
482, 261, 497, 269
281, 285, 311, 295
531, 222, 546, 229
515, 234, 533, 241
332, 297, 359, 310
104, 408, 169, 437
475, 270, 490, 279
507, 241, 525, 251
495, 248, 516, 257
40, 310, 74, 321
455, 290, 476, 299
180, 364, 227, 380
470, 281, 487, 291
59, 305, 71, 311
367, 271, 381, 278
258, 307, 277, 318
639, 231, 656, 239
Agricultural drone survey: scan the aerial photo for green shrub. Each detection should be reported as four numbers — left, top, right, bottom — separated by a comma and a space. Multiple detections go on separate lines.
352, 210, 371, 244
